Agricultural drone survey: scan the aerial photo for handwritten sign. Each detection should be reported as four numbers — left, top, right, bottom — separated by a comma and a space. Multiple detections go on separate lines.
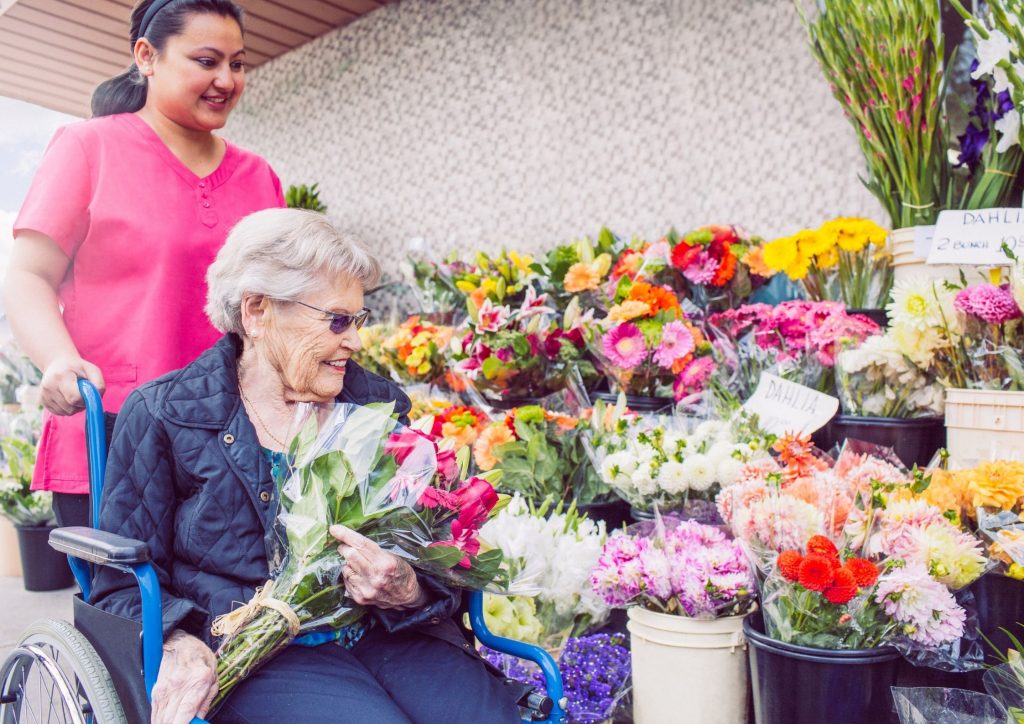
742, 373, 838, 437
912, 225, 935, 259
927, 208, 1022, 266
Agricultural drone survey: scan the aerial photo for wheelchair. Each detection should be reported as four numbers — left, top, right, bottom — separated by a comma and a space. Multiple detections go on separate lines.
0, 380, 566, 723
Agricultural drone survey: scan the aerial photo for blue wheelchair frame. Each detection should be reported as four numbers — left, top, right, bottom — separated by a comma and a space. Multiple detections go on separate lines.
49, 380, 566, 724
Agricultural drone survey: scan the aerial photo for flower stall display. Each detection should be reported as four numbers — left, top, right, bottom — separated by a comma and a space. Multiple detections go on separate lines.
354, 322, 396, 380
402, 253, 471, 325
591, 518, 755, 724
377, 315, 455, 387
211, 402, 506, 709
419, 403, 489, 453
585, 279, 716, 404
537, 229, 618, 311
760, 217, 893, 311
667, 224, 770, 311
799, 0, 946, 229
481, 633, 632, 724
472, 404, 590, 504
480, 495, 609, 652
607, 236, 677, 291
835, 334, 945, 419
593, 409, 774, 521
707, 301, 880, 404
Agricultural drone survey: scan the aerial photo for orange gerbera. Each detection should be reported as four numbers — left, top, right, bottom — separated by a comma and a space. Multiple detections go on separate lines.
627, 282, 681, 316
564, 262, 602, 293
741, 247, 775, 278
472, 424, 515, 472
611, 248, 645, 280
710, 247, 737, 286
544, 410, 579, 431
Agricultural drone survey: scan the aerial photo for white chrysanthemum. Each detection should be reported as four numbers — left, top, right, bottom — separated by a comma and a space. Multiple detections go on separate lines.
706, 441, 734, 469
632, 463, 659, 496
600, 451, 636, 490
681, 453, 716, 491
694, 420, 725, 441
886, 275, 958, 333
658, 460, 688, 494
716, 456, 746, 488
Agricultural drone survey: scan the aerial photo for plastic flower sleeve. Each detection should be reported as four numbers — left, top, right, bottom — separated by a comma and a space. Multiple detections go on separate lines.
211, 402, 505, 710
892, 687, 1007, 724
983, 661, 1024, 718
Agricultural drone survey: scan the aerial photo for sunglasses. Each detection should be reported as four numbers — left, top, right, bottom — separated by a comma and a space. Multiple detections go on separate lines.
284, 300, 371, 333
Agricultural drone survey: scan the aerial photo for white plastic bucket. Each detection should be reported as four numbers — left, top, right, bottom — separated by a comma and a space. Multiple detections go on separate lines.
945, 389, 1024, 464
627, 608, 748, 724
891, 226, 977, 285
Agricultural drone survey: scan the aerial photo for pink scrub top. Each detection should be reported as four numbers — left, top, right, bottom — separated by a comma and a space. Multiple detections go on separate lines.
14, 112, 285, 494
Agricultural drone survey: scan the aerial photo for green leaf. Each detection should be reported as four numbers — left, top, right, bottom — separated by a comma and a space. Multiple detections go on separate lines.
481, 356, 502, 380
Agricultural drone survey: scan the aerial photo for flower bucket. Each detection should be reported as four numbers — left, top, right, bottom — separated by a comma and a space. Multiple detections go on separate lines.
589, 391, 674, 413
944, 389, 1024, 464
16, 524, 74, 591
972, 572, 1024, 666
822, 415, 946, 468
627, 607, 748, 724
744, 612, 900, 724
576, 498, 631, 531
0, 516, 22, 577
891, 226, 973, 286
847, 307, 889, 328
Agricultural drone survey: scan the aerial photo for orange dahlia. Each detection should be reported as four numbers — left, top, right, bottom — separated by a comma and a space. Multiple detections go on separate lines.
798, 555, 835, 592
806, 535, 839, 561
843, 558, 879, 588
823, 568, 858, 605
777, 550, 803, 582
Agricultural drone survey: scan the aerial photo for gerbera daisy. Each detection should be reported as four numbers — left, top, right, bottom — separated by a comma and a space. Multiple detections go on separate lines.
653, 320, 696, 368
564, 261, 602, 293
602, 323, 647, 369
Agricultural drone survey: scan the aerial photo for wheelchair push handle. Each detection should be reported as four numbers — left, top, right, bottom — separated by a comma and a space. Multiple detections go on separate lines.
77, 379, 107, 529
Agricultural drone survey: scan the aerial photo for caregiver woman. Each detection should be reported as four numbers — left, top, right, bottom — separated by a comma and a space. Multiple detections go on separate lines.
3, 0, 283, 527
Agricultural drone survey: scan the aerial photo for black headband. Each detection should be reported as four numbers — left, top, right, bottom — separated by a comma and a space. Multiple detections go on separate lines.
139, 0, 176, 40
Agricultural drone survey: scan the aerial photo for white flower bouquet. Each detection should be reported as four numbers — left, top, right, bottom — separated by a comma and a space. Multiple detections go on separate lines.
836, 334, 945, 418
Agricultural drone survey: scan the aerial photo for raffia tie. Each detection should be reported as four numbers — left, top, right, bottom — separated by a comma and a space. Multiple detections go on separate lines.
900, 201, 935, 209
985, 168, 1017, 178
211, 582, 300, 639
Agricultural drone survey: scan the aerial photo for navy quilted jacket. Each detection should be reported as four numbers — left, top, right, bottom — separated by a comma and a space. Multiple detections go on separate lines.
91, 334, 461, 646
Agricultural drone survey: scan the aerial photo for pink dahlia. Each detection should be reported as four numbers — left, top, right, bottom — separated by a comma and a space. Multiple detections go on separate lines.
602, 323, 647, 369
653, 321, 696, 368
673, 356, 716, 400
954, 284, 1022, 324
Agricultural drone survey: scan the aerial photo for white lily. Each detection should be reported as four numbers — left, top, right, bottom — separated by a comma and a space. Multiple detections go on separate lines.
995, 107, 1022, 153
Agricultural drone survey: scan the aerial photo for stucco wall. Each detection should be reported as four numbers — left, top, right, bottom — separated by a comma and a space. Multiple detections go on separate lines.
226, 0, 881, 289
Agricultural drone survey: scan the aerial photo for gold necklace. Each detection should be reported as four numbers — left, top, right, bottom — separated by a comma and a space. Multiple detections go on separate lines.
238, 383, 288, 450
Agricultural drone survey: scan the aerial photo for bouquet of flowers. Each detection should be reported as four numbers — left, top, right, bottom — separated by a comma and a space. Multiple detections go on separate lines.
835, 333, 945, 417
401, 253, 471, 324
481, 633, 632, 724
668, 224, 770, 311
354, 322, 396, 380
707, 301, 881, 399
472, 404, 587, 504
537, 229, 617, 311
378, 315, 455, 386
798, 0, 946, 228
419, 404, 489, 453
593, 411, 774, 519
591, 518, 756, 618
480, 495, 609, 651
607, 237, 676, 290
760, 218, 893, 309
211, 402, 506, 708
0, 436, 52, 526
585, 279, 716, 402
453, 249, 540, 310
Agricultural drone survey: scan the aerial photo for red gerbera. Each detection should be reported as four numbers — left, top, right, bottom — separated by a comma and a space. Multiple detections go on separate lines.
777, 550, 803, 582
823, 568, 858, 605
843, 558, 880, 588
671, 241, 702, 271
806, 535, 839, 561
797, 554, 835, 592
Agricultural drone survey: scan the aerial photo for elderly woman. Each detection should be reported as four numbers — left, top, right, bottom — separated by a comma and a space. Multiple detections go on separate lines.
91, 208, 522, 724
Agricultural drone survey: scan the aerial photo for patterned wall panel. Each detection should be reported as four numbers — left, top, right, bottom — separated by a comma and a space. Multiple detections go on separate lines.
226, 0, 883, 288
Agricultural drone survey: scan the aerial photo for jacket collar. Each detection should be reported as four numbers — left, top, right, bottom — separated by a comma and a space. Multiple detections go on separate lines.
160, 333, 377, 428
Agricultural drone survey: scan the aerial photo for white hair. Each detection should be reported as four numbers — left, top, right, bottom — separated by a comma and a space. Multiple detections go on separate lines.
205, 208, 381, 334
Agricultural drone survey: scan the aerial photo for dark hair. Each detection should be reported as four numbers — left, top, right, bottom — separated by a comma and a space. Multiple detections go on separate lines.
91, 0, 244, 118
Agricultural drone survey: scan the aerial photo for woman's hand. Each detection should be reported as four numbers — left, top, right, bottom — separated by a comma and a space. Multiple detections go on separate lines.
39, 354, 105, 415
331, 524, 428, 610
150, 630, 218, 724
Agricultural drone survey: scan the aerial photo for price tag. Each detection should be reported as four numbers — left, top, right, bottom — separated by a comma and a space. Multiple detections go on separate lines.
741, 373, 838, 437
927, 209, 1022, 266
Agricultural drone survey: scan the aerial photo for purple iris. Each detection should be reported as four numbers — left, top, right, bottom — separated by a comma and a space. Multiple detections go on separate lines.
955, 123, 990, 172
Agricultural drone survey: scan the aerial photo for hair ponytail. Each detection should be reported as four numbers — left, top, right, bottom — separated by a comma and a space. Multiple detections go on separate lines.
89, 0, 244, 118
91, 64, 148, 118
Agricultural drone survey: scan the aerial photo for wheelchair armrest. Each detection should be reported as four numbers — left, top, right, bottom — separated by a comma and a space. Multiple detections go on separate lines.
49, 526, 150, 565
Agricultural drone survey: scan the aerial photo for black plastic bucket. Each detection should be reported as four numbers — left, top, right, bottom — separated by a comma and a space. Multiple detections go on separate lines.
589, 391, 674, 413
17, 524, 75, 591
576, 499, 631, 531
972, 573, 1024, 665
745, 613, 900, 724
819, 416, 946, 468
847, 307, 890, 328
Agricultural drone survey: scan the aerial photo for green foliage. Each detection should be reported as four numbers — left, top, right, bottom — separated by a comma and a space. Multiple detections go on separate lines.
0, 436, 52, 526
284, 183, 327, 212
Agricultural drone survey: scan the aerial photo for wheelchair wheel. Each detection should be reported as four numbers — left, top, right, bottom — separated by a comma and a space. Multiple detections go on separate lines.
0, 619, 125, 724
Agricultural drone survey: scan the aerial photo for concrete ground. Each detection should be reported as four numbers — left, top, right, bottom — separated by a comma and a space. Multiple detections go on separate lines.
0, 575, 75, 660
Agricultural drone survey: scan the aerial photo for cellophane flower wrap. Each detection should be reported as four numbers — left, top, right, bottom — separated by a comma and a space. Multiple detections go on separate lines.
584, 277, 717, 402
707, 301, 880, 403
836, 333, 945, 417
400, 253, 470, 325
480, 495, 609, 652
591, 516, 756, 618
210, 402, 506, 709
589, 405, 774, 519
761, 218, 893, 309
893, 657, 1024, 724
667, 224, 770, 311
